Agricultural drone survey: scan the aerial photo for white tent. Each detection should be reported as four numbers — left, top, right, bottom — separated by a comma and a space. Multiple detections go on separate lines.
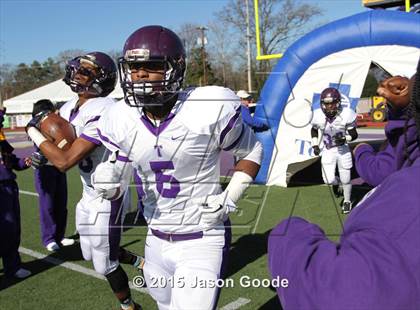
3, 79, 124, 114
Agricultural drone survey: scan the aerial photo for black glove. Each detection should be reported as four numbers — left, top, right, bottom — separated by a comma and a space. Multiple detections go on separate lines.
25, 110, 50, 132
30, 151, 48, 169
333, 132, 346, 146
312, 145, 320, 156
254, 123, 270, 132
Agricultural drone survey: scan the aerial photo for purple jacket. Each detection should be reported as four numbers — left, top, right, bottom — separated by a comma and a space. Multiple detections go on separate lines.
0, 140, 29, 181
355, 119, 419, 186
268, 157, 420, 310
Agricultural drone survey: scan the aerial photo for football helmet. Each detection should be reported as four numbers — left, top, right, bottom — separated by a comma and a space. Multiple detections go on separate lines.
118, 25, 187, 107
320, 87, 341, 119
63, 52, 117, 97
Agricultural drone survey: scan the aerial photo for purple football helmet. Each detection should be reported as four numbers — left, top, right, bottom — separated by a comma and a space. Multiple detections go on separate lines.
118, 25, 187, 107
63, 52, 117, 97
320, 87, 342, 118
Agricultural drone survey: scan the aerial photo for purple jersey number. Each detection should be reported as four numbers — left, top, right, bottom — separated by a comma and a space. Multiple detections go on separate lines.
150, 161, 180, 198
323, 133, 333, 148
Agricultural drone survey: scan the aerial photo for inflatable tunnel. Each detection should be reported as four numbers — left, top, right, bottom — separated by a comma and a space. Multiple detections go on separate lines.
254, 10, 420, 186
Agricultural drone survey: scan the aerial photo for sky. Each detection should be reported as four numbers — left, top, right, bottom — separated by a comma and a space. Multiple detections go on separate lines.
0, 0, 368, 65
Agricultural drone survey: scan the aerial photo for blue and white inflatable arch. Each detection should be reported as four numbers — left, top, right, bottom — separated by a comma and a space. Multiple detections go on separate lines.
254, 10, 420, 186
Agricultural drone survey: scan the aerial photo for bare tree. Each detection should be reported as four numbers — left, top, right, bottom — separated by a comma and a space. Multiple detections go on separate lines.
0, 64, 16, 100
56, 49, 87, 67
215, 0, 322, 93
106, 49, 123, 65
207, 21, 241, 88
177, 23, 201, 59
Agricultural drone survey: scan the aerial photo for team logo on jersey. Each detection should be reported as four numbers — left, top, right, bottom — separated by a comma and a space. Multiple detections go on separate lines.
171, 134, 184, 140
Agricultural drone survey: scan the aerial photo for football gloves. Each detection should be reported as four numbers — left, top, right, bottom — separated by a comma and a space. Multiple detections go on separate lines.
312, 145, 321, 156
25, 110, 50, 132
333, 132, 346, 146
91, 152, 131, 201
30, 151, 48, 169
197, 193, 237, 227
253, 123, 270, 132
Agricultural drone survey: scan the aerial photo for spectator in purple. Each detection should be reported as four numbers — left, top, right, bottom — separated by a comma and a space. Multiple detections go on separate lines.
30, 100, 73, 252
0, 108, 32, 278
267, 59, 420, 309
354, 75, 419, 186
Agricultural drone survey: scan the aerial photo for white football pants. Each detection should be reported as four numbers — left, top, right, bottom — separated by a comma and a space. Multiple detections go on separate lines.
321, 145, 353, 202
75, 187, 129, 275
143, 226, 231, 310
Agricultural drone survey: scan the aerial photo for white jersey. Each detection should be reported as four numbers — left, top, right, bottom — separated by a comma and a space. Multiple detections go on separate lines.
60, 97, 115, 191
97, 86, 250, 233
311, 107, 357, 149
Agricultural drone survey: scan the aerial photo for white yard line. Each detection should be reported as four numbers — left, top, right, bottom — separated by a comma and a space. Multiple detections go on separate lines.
219, 297, 251, 310
18, 246, 148, 294
19, 190, 39, 197
251, 186, 271, 234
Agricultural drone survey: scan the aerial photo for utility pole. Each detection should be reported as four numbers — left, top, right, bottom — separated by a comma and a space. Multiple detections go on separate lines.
245, 0, 252, 93
196, 26, 208, 85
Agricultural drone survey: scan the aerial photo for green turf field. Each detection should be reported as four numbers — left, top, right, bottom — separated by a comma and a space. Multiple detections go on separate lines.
0, 168, 370, 309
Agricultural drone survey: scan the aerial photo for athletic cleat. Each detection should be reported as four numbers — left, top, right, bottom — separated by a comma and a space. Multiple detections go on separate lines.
342, 201, 353, 214
134, 255, 145, 271
332, 184, 343, 198
60, 238, 75, 246
14, 268, 31, 279
46, 241, 60, 252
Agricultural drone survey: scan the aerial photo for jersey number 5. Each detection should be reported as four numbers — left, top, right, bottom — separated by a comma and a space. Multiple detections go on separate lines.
150, 161, 180, 198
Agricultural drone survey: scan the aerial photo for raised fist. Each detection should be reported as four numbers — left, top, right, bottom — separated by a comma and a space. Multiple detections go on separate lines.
377, 76, 411, 110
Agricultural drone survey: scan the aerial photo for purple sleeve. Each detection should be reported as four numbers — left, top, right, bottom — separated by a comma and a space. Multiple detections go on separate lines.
16, 158, 29, 170
354, 143, 397, 186
268, 161, 420, 310
10, 154, 29, 171
268, 216, 418, 309
80, 133, 102, 145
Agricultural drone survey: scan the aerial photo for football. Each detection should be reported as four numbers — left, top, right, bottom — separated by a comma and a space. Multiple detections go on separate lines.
39, 113, 76, 151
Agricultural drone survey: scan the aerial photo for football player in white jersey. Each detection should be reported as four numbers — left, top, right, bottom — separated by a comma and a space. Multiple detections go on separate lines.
26, 52, 143, 310
92, 26, 263, 310
310, 87, 358, 214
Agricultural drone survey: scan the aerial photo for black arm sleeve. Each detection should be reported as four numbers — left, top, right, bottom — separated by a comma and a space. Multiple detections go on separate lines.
311, 127, 319, 138
347, 127, 358, 141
